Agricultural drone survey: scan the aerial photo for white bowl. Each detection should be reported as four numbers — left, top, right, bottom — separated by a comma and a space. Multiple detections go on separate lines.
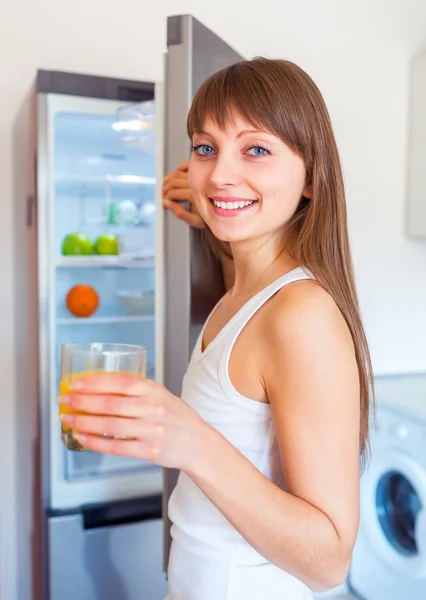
115, 290, 155, 315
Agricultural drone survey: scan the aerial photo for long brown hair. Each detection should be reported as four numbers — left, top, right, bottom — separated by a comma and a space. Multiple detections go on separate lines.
187, 57, 374, 463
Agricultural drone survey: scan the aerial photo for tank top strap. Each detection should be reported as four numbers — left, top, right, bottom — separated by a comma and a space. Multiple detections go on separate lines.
193, 266, 315, 365
230, 266, 315, 335
216, 266, 315, 412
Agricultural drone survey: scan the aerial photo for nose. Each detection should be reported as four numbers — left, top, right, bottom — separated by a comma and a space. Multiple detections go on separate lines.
208, 153, 242, 189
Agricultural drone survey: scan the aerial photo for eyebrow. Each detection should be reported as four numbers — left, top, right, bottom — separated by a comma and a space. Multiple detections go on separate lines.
193, 128, 270, 139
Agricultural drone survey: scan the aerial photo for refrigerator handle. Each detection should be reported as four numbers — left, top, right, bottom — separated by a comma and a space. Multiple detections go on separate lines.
82, 495, 162, 530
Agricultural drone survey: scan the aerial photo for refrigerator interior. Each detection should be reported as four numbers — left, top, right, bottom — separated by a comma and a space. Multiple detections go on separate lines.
49, 95, 162, 488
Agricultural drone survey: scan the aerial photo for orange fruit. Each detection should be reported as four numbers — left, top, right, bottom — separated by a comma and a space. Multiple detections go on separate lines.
66, 285, 99, 318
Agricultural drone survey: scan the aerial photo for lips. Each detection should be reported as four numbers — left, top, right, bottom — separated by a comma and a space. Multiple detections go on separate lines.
210, 196, 258, 211
210, 196, 257, 203
208, 196, 258, 216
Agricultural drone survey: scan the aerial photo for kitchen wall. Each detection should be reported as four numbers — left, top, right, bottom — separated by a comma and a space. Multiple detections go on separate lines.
2, 1, 426, 598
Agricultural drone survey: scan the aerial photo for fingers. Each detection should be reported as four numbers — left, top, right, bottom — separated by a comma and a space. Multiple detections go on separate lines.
164, 200, 204, 228
162, 165, 191, 204
163, 170, 188, 187
164, 188, 193, 203
163, 170, 188, 192
163, 184, 192, 203
162, 163, 204, 228
68, 372, 153, 396
59, 391, 160, 418
59, 375, 159, 418
60, 412, 164, 440
71, 433, 158, 460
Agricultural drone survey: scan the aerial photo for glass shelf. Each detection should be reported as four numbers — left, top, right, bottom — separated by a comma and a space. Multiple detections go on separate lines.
55, 173, 156, 186
57, 315, 154, 325
56, 256, 155, 268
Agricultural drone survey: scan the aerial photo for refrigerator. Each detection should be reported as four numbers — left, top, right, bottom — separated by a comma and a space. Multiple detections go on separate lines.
26, 14, 243, 600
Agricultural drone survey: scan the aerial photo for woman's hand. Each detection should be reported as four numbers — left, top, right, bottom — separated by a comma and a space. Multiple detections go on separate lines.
162, 160, 204, 229
58, 373, 207, 471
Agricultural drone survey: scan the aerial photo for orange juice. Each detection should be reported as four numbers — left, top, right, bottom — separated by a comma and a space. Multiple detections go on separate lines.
59, 372, 93, 452
59, 343, 146, 451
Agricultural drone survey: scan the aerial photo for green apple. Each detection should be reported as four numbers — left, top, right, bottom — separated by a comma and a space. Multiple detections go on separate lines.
94, 234, 119, 255
62, 233, 93, 256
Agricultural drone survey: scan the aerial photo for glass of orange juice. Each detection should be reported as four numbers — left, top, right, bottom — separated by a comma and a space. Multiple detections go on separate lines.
59, 342, 147, 452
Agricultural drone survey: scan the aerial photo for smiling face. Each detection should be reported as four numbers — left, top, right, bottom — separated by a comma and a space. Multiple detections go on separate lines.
188, 113, 311, 248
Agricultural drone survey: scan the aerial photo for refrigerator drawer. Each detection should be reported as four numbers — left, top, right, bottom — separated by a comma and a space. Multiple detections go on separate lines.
48, 496, 168, 600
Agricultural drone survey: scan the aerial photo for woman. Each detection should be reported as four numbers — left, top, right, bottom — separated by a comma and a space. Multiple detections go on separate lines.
59, 57, 373, 599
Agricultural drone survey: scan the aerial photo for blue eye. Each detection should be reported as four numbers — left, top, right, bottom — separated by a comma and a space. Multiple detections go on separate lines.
192, 144, 215, 156
247, 146, 269, 157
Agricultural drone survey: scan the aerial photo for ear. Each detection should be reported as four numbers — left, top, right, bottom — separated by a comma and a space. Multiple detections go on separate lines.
303, 182, 313, 199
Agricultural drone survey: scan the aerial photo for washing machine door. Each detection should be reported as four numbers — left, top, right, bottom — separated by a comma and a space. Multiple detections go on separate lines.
349, 444, 426, 599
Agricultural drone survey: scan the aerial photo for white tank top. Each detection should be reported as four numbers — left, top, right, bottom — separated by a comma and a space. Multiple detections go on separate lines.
166, 267, 314, 600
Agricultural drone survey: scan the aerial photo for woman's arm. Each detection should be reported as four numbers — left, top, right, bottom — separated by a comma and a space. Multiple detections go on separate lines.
183, 281, 360, 592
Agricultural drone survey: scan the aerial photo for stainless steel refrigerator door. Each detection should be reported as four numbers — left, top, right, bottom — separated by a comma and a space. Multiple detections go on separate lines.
163, 14, 243, 568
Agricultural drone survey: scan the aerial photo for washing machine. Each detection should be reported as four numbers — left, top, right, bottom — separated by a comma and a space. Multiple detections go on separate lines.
349, 373, 426, 600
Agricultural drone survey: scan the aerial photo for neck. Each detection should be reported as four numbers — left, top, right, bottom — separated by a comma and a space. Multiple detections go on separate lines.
229, 233, 297, 298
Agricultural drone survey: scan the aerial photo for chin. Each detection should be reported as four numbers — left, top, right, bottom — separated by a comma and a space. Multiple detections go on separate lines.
207, 226, 246, 244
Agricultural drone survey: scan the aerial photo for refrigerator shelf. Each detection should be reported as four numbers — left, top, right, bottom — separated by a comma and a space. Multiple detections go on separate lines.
55, 173, 156, 186
57, 315, 154, 325
56, 256, 155, 268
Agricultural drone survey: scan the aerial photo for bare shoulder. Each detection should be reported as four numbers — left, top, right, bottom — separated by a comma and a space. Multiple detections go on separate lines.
259, 278, 358, 398
264, 278, 353, 349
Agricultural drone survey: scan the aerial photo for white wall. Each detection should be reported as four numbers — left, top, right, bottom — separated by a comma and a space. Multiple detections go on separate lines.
2, 0, 426, 598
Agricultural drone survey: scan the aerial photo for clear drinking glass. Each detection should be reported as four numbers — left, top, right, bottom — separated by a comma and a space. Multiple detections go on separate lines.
59, 342, 147, 452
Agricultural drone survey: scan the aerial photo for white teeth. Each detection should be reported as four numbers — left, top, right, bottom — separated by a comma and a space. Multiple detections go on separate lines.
212, 199, 256, 210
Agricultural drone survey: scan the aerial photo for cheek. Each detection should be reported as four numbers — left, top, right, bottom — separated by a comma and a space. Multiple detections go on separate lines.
254, 165, 305, 213
251, 172, 292, 207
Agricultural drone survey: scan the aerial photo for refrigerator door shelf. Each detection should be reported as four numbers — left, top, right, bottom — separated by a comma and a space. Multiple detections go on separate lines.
50, 462, 162, 511
65, 448, 160, 482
